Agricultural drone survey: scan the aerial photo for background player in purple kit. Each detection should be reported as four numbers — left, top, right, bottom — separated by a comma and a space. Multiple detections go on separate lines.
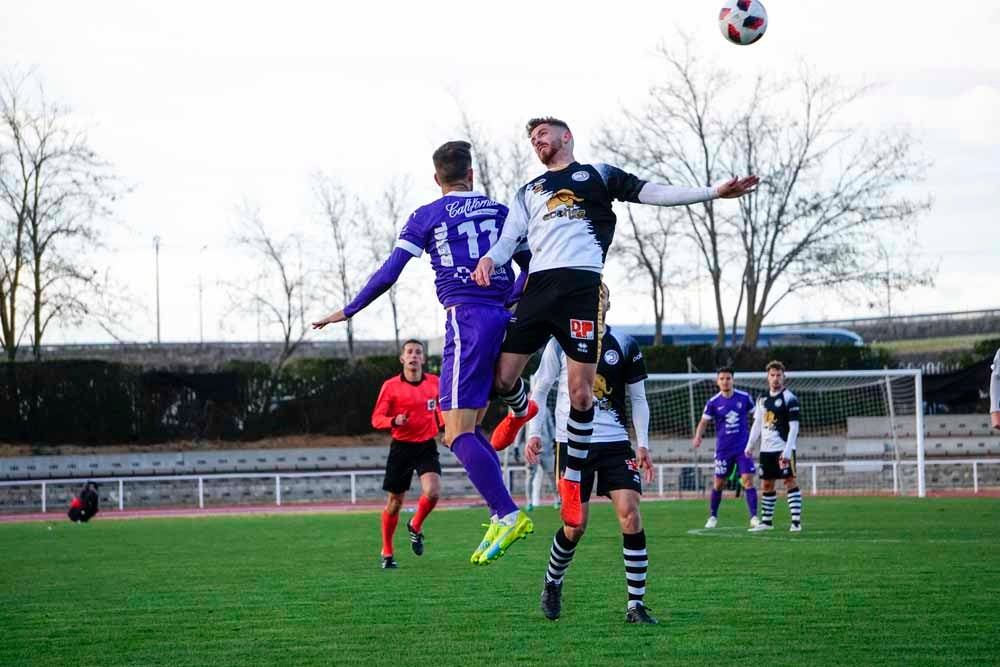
693, 367, 759, 529
312, 141, 534, 564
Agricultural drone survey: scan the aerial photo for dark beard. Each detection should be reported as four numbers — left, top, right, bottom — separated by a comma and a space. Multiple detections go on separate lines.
536, 139, 561, 165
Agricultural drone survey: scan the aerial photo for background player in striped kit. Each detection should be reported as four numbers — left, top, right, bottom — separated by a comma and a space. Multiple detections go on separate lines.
472, 117, 757, 530
990, 348, 999, 430
693, 367, 760, 529
514, 284, 658, 624
313, 141, 534, 565
745, 361, 803, 532
369, 340, 442, 569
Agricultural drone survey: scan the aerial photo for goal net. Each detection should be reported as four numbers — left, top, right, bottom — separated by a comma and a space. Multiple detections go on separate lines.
644, 369, 927, 497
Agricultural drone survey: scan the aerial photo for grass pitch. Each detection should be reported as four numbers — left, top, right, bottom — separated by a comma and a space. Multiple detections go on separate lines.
2, 497, 998, 666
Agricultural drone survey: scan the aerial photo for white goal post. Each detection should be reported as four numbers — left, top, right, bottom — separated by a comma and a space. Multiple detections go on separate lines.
644, 369, 926, 497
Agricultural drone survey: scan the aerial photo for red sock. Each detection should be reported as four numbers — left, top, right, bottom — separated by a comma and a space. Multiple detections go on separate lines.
381, 511, 399, 557
411, 495, 438, 533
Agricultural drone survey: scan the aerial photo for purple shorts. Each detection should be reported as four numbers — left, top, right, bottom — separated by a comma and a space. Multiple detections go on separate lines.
438, 304, 510, 411
714, 450, 756, 478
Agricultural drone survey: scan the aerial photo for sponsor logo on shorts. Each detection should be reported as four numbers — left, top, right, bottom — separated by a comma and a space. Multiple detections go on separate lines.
576, 342, 589, 353
626, 458, 639, 472
570, 319, 595, 340
603, 349, 620, 365
571, 170, 590, 182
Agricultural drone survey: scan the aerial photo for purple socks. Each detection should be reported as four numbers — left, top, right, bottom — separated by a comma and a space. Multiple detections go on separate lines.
710, 488, 722, 517
452, 432, 518, 518
745, 486, 759, 518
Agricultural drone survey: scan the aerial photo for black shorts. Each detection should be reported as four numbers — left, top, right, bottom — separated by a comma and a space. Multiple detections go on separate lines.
760, 450, 796, 481
501, 268, 604, 363
382, 439, 442, 494
556, 441, 643, 503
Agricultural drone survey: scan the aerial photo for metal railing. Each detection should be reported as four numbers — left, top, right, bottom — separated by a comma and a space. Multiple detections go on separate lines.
2, 458, 997, 515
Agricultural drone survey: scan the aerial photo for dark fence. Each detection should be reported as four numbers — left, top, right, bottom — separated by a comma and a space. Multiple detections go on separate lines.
1, 342, 994, 445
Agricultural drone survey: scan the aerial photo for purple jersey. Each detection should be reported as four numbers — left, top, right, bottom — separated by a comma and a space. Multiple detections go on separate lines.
703, 390, 754, 456
396, 192, 526, 308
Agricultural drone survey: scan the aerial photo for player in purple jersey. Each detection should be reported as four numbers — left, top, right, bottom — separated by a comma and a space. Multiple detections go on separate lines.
693, 367, 759, 529
312, 141, 534, 565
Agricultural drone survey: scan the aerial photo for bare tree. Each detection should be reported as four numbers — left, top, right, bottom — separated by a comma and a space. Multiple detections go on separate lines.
726, 72, 932, 346
457, 108, 533, 203
225, 201, 310, 371
313, 172, 360, 359
360, 176, 411, 350
0, 69, 126, 360
595, 42, 746, 346
598, 42, 931, 348
618, 204, 687, 345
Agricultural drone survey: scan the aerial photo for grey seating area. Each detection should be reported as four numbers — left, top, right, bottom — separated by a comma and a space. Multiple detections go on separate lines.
0, 445, 462, 482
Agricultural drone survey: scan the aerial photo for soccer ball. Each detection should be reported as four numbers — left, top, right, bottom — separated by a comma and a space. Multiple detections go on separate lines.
718, 0, 768, 45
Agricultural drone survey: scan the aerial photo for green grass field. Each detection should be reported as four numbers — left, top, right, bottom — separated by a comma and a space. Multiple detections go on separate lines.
3, 497, 999, 666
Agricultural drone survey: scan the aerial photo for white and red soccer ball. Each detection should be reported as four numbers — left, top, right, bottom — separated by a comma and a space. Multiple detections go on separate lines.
719, 0, 768, 45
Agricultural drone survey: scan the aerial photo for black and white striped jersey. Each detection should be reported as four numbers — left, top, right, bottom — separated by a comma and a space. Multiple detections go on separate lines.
754, 389, 801, 453
486, 162, 647, 274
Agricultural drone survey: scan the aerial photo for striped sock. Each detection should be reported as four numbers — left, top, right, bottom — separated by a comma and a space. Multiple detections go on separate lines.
545, 528, 578, 585
761, 491, 777, 526
787, 487, 802, 525
564, 405, 594, 483
623, 530, 648, 609
497, 377, 529, 418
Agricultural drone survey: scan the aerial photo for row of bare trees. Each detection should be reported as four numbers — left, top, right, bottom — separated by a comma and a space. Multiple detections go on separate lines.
0, 69, 130, 362
596, 43, 932, 346
3, 45, 934, 366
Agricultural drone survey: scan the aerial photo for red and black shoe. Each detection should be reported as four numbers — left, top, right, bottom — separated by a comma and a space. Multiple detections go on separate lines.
490, 400, 539, 451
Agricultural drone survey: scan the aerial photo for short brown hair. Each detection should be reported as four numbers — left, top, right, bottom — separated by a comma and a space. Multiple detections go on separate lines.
766, 360, 786, 373
432, 141, 472, 185
401, 338, 424, 354
526, 117, 570, 138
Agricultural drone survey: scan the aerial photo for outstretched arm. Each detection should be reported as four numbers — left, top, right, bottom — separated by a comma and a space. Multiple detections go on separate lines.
312, 248, 413, 329
637, 176, 759, 207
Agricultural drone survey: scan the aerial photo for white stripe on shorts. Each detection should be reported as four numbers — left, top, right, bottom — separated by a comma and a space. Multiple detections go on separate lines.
449, 307, 461, 410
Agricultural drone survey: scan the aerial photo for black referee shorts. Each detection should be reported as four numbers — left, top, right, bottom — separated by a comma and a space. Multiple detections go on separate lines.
382, 439, 442, 494
501, 268, 604, 363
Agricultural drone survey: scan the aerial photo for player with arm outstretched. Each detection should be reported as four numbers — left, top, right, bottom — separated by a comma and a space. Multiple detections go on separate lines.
472, 116, 756, 529
505, 285, 658, 624
313, 141, 533, 565
693, 367, 759, 529
745, 360, 803, 532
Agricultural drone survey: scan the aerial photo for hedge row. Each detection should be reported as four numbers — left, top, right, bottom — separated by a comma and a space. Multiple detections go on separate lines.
0, 343, 972, 445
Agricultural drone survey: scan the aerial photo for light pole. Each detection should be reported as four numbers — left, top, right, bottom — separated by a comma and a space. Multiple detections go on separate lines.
198, 245, 208, 344
153, 235, 161, 344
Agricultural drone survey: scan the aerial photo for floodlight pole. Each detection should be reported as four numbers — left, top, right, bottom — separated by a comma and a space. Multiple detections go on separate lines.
154, 235, 161, 344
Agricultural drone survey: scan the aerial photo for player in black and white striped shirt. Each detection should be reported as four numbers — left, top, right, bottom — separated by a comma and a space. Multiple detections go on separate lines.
472, 117, 757, 530
745, 360, 803, 532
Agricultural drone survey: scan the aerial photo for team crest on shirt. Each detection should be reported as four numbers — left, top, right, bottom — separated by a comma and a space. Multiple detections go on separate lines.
571, 170, 590, 182
570, 319, 595, 340
775, 398, 783, 407
603, 349, 620, 365
543, 189, 586, 221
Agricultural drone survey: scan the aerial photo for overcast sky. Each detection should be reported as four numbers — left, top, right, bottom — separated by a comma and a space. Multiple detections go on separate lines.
4, 1, 998, 345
